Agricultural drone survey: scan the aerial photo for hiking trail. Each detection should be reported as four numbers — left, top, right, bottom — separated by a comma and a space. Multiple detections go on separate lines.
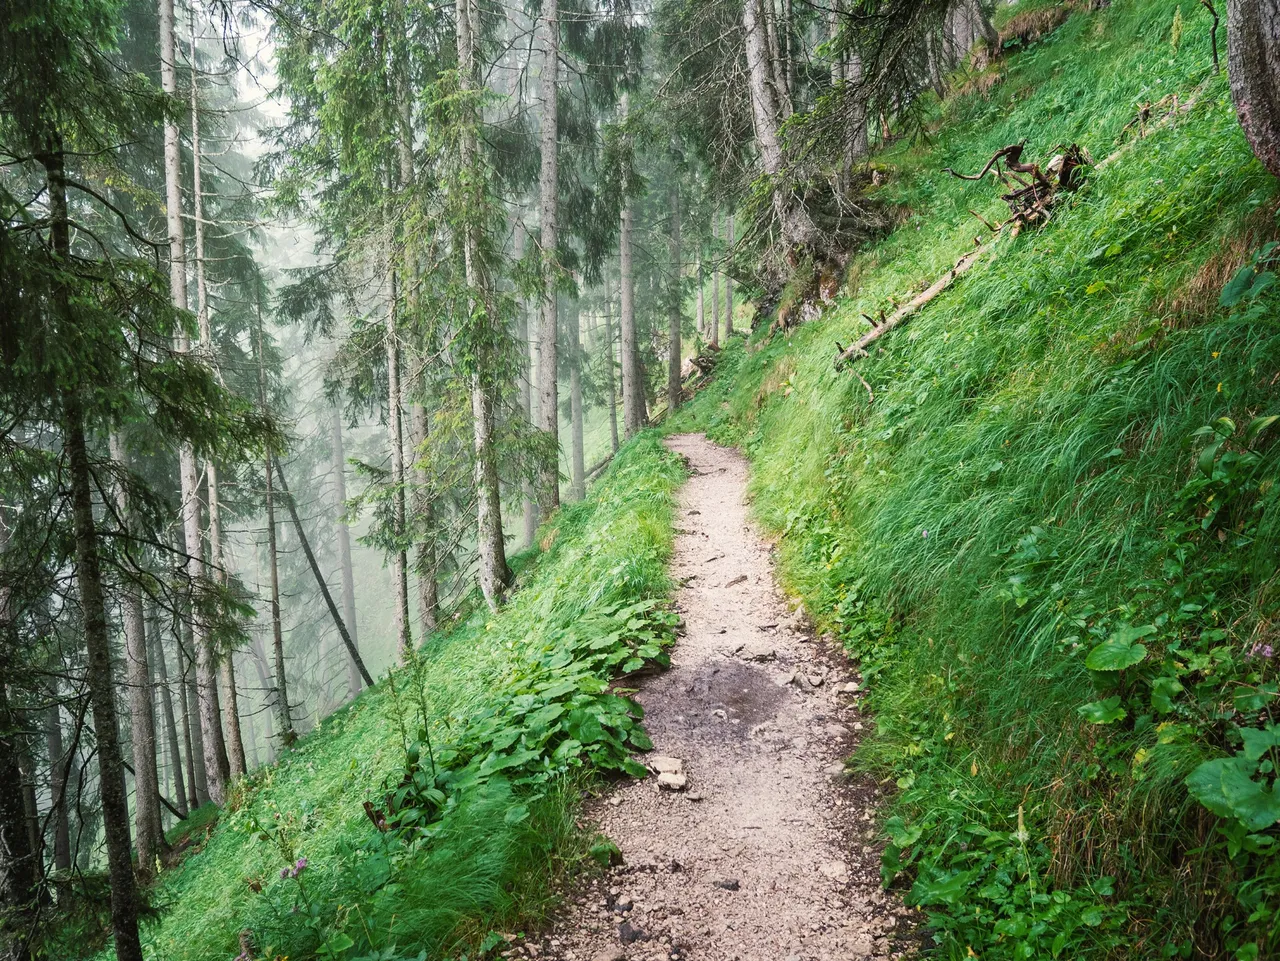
541, 434, 915, 961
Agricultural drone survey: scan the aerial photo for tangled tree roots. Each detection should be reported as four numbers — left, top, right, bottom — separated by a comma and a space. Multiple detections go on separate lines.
944, 141, 1092, 235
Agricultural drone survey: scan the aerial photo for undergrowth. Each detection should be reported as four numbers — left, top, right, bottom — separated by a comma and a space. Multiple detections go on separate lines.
126, 433, 683, 961
672, 0, 1280, 957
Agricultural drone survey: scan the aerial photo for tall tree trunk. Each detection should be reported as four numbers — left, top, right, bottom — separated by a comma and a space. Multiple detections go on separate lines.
725, 214, 735, 334
330, 413, 363, 698
109, 435, 163, 880
161, 0, 225, 807
249, 634, 277, 764
711, 217, 721, 349
45, 700, 72, 872
515, 224, 539, 546
742, 0, 818, 250
253, 310, 295, 746
695, 257, 705, 338
536, 0, 561, 513
0, 681, 36, 961
604, 283, 620, 453
152, 631, 188, 816
176, 633, 206, 805
619, 113, 647, 438
0, 509, 36, 961
458, 0, 512, 607
65, 404, 143, 961
207, 471, 245, 778
44, 135, 144, 956
568, 297, 586, 499
409, 405, 438, 638
667, 186, 682, 413
1228, 0, 1280, 178
384, 248, 412, 661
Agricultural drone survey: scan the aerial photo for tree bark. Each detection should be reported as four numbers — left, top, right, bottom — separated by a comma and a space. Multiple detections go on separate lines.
176, 630, 206, 805
458, 0, 512, 607
330, 413, 363, 698
65, 399, 143, 961
667, 186, 683, 413
0, 680, 36, 961
568, 296, 586, 499
537, 0, 562, 513
619, 115, 647, 438
515, 224, 540, 546
695, 257, 705, 338
152, 631, 188, 816
253, 312, 295, 746
42, 131, 145, 955
0, 508, 36, 960
604, 284, 620, 453
711, 217, 721, 348
742, 0, 819, 249
109, 434, 163, 879
725, 214, 736, 335
161, 0, 226, 807
45, 701, 72, 871
1228, 0, 1280, 178
384, 249, 412, 661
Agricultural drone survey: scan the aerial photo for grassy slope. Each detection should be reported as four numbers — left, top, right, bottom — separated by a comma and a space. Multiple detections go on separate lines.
134, 434, 683, 961
671, 1, 1280, 957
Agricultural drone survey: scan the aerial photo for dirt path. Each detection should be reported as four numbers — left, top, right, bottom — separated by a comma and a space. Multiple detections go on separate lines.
540, 434, 912, 961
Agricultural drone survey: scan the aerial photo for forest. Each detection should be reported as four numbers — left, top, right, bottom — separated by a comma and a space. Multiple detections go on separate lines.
3, 0, 1280, 958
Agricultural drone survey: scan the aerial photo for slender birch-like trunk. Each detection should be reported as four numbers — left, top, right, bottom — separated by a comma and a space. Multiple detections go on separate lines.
667, 186, 682, 413
331, 413, 362, 697
536, 0, 561, 512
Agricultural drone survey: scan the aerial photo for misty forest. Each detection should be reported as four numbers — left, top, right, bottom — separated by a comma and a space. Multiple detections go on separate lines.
4, 0, 1280, 958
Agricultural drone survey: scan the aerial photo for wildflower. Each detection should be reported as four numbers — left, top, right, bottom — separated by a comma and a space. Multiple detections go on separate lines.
279, 868, 289, 879
291, 857, 308, 878
922, 529, 929, 539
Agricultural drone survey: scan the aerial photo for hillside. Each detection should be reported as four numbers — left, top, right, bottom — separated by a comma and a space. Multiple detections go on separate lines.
671, 0, 1280, 956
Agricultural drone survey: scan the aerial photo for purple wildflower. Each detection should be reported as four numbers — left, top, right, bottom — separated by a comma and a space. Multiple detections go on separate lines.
279, 868, 289, 879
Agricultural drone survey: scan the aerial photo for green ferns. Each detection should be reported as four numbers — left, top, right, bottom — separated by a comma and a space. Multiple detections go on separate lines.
672, 0, 1280, 956
138, 434, 683, 961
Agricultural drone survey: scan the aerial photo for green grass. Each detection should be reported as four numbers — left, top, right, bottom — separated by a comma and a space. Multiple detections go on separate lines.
129, 433, 684, 961
671, 0, 1280, 957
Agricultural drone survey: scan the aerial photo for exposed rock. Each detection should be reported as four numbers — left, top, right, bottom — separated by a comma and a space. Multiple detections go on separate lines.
657, 772, 688, 791
649, 756, 684, 776
714, 879, 740, 891
818, 860, 850, 881
618, 921, 645, 944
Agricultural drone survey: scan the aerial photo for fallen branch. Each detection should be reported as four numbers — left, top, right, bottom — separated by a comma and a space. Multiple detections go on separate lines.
835, 242, 994, 366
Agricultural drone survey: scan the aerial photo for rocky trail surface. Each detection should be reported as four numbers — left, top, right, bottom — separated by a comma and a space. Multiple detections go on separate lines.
531, 434, 915, 961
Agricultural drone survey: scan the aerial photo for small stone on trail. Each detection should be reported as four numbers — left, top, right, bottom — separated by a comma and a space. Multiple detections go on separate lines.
774, 671, 796, 687
618, 921, 645, 944
657, 772, 688, 791
649, 756, 684, 776
840, 681, 861, 694
853, 721, 865, 732
685, 791, 703, 801
608, 796, 622, 806
824, 763, 845, 776
723, 574, 747, 588
715, 879, 740, 891
818, 860, 850, 881
593, 951, 625, 961
740, 641, 776, 661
